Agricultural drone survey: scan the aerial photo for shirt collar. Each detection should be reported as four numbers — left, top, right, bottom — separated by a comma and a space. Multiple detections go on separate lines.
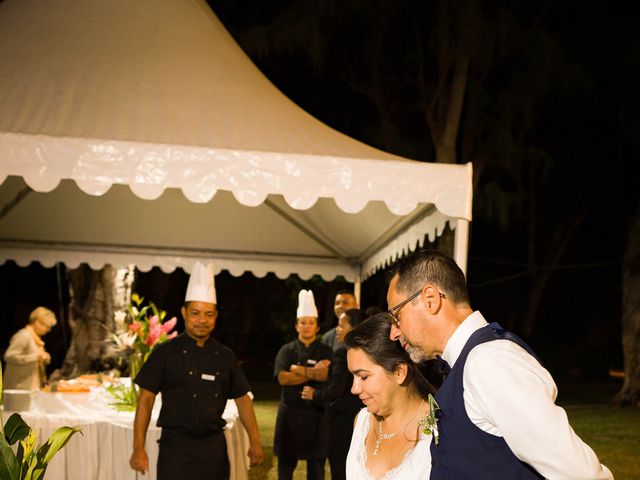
296, 338, 319, 349
180, 332, 213, 347
441, 311, 488, 368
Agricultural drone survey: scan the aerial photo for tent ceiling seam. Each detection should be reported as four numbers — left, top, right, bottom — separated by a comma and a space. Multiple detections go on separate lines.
357, 204, 438, 263
0, 186, 32, 222
263, 199, 356, 267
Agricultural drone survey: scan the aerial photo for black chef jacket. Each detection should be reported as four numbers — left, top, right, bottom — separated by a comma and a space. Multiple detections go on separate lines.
273, 338, 333, 407
273, 338, 333, 460
135, 332, 251, 437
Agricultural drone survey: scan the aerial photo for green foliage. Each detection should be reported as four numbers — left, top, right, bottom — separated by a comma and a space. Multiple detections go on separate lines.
0, 364, 82, 479
419, 394, 441, 444
104, 382, 138, 412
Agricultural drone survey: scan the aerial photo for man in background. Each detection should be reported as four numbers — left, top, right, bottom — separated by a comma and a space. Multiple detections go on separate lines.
321, 290, 358, 351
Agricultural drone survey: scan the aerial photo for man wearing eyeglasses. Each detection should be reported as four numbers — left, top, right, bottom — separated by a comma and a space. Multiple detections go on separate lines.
386, 250, 612, 480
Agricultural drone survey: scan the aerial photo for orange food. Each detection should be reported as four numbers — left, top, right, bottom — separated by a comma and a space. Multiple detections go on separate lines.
42, 380, 90, 393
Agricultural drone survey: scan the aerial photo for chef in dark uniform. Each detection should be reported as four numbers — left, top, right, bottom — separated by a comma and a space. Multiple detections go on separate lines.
129, 261, 264, 479
273, 289, 333, 480
301, 308, 365, 480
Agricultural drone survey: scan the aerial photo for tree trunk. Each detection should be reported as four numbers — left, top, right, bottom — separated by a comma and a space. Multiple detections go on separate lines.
55, 265, 116, 379
613, 205, 640, 407
435, 51, 469, 164
519, 205, 590, 337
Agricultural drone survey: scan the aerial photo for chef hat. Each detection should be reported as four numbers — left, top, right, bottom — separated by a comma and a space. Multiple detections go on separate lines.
185, 261, 217, 304
296, 289, 318, 318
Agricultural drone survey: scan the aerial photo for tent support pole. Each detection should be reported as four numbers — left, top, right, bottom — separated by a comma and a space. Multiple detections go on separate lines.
453, 218, 469, 276
354, 271, 362, 306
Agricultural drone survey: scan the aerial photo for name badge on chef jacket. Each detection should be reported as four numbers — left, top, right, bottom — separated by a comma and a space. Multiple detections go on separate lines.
201, 373, 216, 381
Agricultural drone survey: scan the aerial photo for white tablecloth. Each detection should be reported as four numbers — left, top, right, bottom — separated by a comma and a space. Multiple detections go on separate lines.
2, 385, 250, 480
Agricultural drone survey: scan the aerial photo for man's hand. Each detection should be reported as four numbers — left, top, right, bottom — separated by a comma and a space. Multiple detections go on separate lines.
314, 359, 331, 369
247, 442, 264, 465
290, 360, 331, 382
235, 394, 265, 467
130, 388, 156, 475
129, 447, 149, 474
301, 385, 315, 400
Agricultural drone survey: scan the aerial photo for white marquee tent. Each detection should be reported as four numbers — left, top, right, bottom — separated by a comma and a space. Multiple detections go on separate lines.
0, 0, 472, 292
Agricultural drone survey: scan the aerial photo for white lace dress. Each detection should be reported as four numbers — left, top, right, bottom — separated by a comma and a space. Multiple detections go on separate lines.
345, 407, 432, 479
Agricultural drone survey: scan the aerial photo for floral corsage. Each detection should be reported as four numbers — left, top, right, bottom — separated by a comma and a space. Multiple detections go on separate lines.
418, 394, 441, 445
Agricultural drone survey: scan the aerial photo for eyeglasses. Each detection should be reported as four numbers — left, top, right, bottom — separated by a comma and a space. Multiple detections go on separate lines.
385, 288, 445, 327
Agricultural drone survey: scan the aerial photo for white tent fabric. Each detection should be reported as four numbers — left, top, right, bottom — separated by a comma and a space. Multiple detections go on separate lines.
0, 0, 472, 282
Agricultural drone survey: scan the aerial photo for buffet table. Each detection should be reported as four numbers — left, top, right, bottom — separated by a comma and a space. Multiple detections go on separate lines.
2, 383, 250, 480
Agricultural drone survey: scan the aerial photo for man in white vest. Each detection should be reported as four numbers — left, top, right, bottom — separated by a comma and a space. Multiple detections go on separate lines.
130, 261, 263, 479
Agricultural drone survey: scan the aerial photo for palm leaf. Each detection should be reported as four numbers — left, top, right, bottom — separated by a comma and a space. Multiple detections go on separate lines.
36, 426, 82, 466
0, 435, 20, 480
4, 414, 31, 445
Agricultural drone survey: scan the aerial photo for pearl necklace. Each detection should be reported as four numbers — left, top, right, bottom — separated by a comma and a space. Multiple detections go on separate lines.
373, 400, 424, 456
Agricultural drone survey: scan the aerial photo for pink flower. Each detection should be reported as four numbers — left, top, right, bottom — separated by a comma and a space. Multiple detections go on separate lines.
161, 317, 177, 334
149, 315, 159, 328
167, 331, 178, 339
146, 323, 161, 347
129, 321, 141, 333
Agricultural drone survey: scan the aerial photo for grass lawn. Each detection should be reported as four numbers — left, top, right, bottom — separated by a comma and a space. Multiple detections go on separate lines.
559, 381, 640, 480
248, 381, 639, 479
249, 400, 331, 480
565, 404, 640, 479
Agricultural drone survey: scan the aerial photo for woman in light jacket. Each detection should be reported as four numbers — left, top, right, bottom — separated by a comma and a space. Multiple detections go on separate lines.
3, 307, 57, 390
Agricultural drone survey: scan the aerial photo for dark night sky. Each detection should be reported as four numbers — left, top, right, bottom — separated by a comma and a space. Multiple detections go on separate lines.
204, 0, 639, 379
1, 0, 638, 382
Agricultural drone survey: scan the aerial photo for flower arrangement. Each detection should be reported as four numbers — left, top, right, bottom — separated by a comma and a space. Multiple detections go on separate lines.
106, 293, 177, 411
418, 394, 441, 445
125, 293, 177, 365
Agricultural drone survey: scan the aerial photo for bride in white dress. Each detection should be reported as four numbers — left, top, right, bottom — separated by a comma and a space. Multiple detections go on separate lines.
344, 315, 436, 479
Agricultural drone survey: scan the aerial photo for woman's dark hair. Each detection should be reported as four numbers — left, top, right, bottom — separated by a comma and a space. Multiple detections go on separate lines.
343, 308, 364, 328
345, 314, 435, 399
364, 305, 384, 317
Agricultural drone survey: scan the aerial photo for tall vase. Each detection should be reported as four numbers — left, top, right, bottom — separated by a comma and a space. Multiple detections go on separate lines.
129, 351, 143, 381
128, 351, 143, 406
105, 351, 143, 411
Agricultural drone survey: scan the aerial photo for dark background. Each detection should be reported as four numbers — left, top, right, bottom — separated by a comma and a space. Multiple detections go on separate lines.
1, 0, 638, 386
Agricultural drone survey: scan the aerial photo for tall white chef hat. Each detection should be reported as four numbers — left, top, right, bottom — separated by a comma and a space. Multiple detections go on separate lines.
185, 261, 217, 304
296, 289, 318, 318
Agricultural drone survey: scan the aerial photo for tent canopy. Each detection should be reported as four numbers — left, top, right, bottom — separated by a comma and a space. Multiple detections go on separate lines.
0, 0, 472, 282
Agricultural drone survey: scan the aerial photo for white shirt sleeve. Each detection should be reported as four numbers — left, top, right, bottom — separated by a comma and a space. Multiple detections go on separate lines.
463, 340, 613, 480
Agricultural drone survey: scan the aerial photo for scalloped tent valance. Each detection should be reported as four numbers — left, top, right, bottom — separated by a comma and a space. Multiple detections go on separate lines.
0, 0, 472, 284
